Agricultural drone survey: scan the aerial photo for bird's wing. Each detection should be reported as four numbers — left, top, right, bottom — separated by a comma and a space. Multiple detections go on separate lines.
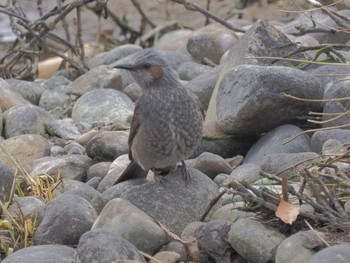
128, 99, 141, 161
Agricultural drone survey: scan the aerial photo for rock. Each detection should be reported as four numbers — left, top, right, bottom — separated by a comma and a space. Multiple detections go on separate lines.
160, 241, 188, 262
64, 142, 86, 155
261, 152, 321, 177
191, 152, 233, 179
43, 75, 71, 89
3, 104, 54, 138
155, 29, 193, 51
187, 24, 238, 64
181, 221, 205, 241
86, 176, 101, 189
92, 198, 167, 254
322, 139, 348, 155
86, 161, 111, 181
276, 230, 324, 263
71, 89, 134, 128
97, 154, 130, 192
308, 65, 350, 92
34, 194, 97, 245
196, 220, 235, 263
178, 61, 212, 81
8, 196, 45, 220
243, 124, 312, 165
28, 154, 92, 181
284, 10, 350, 44
86, 130, 129, 161
152, 251, 181, 263
123, 82, 142, 101
216, 65, 323, 135
39, 89, 72, 112
158, 50, 193, 71
67, 65, 124, 96
307, 244, 350, 263
322, 80, 350, 128
311, 129, 350, 153
105, 168, 220, 235
225, 20, 302, 68
0, 134, 50, 171
0, 161, 14, 212
229, 163, 260, 184
62, 181, 105, 213
46, 118, 81, 140
0, 107, 2, 135
7, 79, 45, 105
0, 78, 30, 111
211, 203, 255, 222
50, 145, 65, 156
88, 44, 142, 68
2, 244, 76, 263
77, 229, 147, 263
229, 218, 286, 263
185, 66, 221, 111
193, 134, 257, 159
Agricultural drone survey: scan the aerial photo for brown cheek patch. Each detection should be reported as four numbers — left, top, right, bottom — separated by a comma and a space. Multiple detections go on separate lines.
150, 65, 163, 80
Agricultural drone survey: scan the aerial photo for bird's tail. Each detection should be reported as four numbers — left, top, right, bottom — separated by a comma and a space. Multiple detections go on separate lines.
113, 161, 148, 185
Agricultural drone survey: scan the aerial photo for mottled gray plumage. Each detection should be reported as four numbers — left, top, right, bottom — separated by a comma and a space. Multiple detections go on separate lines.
113, 48, 203, 184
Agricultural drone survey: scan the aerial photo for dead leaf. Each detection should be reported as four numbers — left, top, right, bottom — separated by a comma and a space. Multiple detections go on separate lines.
275, 199, 300, 224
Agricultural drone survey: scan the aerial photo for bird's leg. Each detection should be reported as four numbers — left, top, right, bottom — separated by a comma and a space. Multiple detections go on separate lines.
152, 168, 169, 186
180, 160, 191, 183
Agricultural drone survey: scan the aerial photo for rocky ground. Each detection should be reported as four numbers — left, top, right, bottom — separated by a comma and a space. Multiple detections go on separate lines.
1, 1, 350, 263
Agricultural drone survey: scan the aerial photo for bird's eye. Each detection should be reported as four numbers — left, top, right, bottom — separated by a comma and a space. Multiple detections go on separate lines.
144, 63, 151, 69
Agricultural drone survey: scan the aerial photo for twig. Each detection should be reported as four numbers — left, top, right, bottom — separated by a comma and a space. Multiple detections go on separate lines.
75, 6, 87, 69
304, 219, 331, 247
308, 109, 350, 125
130, 0, 155, 28
200, 191, 226, 221
245, 56, 350, 66
170, 0, 245, 33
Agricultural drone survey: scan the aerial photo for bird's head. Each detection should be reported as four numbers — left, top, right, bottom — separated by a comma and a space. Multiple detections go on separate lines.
113, 48, 172, 89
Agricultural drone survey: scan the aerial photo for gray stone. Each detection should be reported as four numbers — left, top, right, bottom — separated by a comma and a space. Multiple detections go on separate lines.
284, 10, 350, 44
211, 203, 255, 222
158, 50, 193, 70
155, 29, 193, 51
307, 244, 350, 263
323, 80, 350, 129
191, 152, 233, 179
87, 161, 111, 181
181, 221, 205, 241
244, 124, 312, 165
43, 75, 71, 89
0, 134, 50, 171
261, 152, 321, 177
311, 129, 350, 153
88, 44, 142, 68
64, 142, 86, 155
3, 104, 54, 138
105, 168, 220, 235
123, 82, 142, 101
0, 78, 30, 112
226, 20, 302, 68
178, 61, 212, 81
46, 118, 81, 140
229, 218, 286, 263
217, 65, 323, 135
229, 163, 260, 184
77, 229, 147, 263
28, 154, 92, 181
196, 220, 234, 263
34, 194, 97, 245
39, 89, 72, 111
50, 145, 65, 156
187, 24, 238, 64
7, 79, 45, 105
322, 139, 348, 155
185, 65, 221, 110
0, 161, 14, 211
86, 176, 101, 189
72, 89, 134, 128
8, 196, 45, 220
67, 65, 124, 96
2, 244, 76, 263
0, 107, 2, 135
92, 198, 167, 254
160, 241, 188, 262
276, 231, 323, 263
309, 65, 350, 92
62, 180, 105, 213
86, 130, 129, 161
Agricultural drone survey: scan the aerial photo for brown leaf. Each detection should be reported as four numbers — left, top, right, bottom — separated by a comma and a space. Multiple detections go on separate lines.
275, 199, 300, 224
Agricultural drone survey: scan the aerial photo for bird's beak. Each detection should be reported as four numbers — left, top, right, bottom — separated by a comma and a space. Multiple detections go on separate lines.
113, 63, 137, 71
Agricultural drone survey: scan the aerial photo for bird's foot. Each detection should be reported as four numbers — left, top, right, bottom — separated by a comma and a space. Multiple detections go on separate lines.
153, 169, 169, 187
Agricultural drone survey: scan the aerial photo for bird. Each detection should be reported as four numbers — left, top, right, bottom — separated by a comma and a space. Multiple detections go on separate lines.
113, 48, 203, 184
